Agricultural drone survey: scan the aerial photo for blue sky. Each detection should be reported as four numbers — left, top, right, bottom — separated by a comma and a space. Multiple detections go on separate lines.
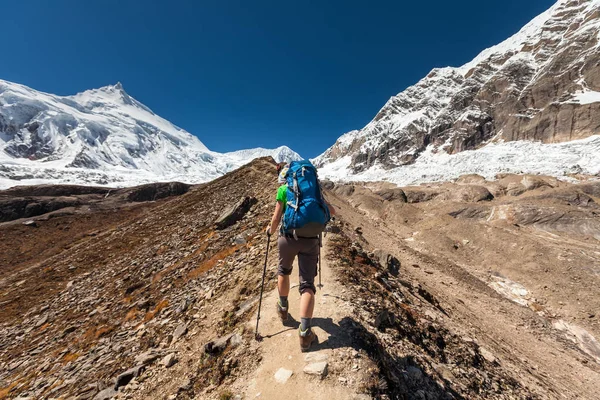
0, 0, 554, 158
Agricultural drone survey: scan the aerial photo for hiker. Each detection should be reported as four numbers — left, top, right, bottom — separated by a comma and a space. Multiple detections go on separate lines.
266, 161, 335, 352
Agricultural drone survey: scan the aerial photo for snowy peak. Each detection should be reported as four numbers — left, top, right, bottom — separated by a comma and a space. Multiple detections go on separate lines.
224, 145, 302, 164
0, 79, 301, 189
315, 0, 600, 184
75, 82, 145, 110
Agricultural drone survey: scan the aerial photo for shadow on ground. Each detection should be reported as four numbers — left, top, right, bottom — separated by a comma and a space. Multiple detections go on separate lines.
310, 315, 462, 399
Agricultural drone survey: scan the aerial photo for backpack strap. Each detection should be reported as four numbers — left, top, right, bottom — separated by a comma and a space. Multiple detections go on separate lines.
287, 171, 299, 210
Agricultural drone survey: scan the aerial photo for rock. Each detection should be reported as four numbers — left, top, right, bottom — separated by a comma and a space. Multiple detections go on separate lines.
233, 235, 246, 245
61, 325, 78, 338
404, 188, 441, 203
303, 361, 328, 379
375, 188, 407, 203
373, 249, 400, 276
114, 365, 144, 389
175, 298, 189, 314
172, 324, 188, 344
434, 363, 455, 383
205, 290, 213, 300
134, 349, 161, 365
23, 220, 37, 227
35, 315, 48, 328
521, 176, 552, 191
204, 333, 235, 355
93, 387, 118, 400
177, 378, 192, 392
215, 196, 256, 229
274, 367, 293, 384
405, 366, 423, 385
479, 347, 498, 364
162, 353, 178, 368
229, 333, 243, 347
374, 309, 393, 331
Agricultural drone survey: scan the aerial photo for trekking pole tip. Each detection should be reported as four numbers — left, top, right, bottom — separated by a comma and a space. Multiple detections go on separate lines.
255, 332, 263, 342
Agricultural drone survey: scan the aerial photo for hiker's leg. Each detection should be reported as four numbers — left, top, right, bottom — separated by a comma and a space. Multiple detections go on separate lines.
298, 238, 319, 326
300, 289, 315, 318
278, 275, 290, 297
277, 236, 296, 308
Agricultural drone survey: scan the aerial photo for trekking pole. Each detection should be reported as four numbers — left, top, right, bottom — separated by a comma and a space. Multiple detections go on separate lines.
318, 233, 323, 289
255, 234, 271, 341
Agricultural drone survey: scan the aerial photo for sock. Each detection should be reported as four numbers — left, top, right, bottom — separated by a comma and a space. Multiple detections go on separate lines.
279, 296, 288, 309
300, 317, 311, 332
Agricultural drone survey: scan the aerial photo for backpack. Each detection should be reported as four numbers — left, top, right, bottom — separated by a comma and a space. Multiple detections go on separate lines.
282, 160, 330, 238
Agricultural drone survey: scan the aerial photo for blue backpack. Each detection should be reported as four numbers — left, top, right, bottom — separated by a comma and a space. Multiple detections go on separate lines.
282, 160, 330, 238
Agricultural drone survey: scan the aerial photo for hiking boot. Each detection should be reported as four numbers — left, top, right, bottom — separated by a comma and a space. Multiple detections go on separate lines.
299, 328, 317, 352
276, 301, 288, 322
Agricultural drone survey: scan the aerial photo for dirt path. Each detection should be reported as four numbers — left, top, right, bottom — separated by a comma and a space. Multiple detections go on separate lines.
232, 237, 368, 400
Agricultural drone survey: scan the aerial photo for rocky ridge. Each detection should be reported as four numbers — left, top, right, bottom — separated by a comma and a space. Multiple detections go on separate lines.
315, 0, 600, 179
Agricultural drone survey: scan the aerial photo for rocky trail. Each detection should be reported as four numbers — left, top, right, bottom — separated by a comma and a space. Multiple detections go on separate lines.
230, 236, 369, 400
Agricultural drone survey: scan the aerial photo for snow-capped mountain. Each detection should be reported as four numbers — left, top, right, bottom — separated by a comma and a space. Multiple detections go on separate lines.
0, 80, 301, 189
315, 0, 600, 184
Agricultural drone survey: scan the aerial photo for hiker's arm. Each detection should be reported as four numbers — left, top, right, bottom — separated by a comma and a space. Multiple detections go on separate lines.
267, 201, 284, 235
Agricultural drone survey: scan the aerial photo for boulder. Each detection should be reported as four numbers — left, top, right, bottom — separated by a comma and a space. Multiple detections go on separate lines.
134, 349, 161, 365
204, 333, 239, 355
172, 324, 188, 344
162, 353, 178, 368
114, 365, 144, 390
215, 196, 256, 229
303, 361, 328, 379
373, 249, 400, 276
375, 188, 407, 203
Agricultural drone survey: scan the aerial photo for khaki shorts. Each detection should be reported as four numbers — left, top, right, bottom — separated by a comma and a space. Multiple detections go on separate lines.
277, 235, 319, 294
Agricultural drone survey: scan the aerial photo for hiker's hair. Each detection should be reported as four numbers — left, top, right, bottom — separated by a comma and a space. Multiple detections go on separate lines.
276, 162, 287, 173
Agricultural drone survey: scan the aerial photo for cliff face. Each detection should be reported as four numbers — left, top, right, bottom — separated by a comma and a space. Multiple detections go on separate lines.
315, 0, 600, 175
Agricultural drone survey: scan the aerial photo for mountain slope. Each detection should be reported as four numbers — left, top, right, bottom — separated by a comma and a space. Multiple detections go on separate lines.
315, 0, 600, 184
1, 159, 599, 399
0, 80, 301, 189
